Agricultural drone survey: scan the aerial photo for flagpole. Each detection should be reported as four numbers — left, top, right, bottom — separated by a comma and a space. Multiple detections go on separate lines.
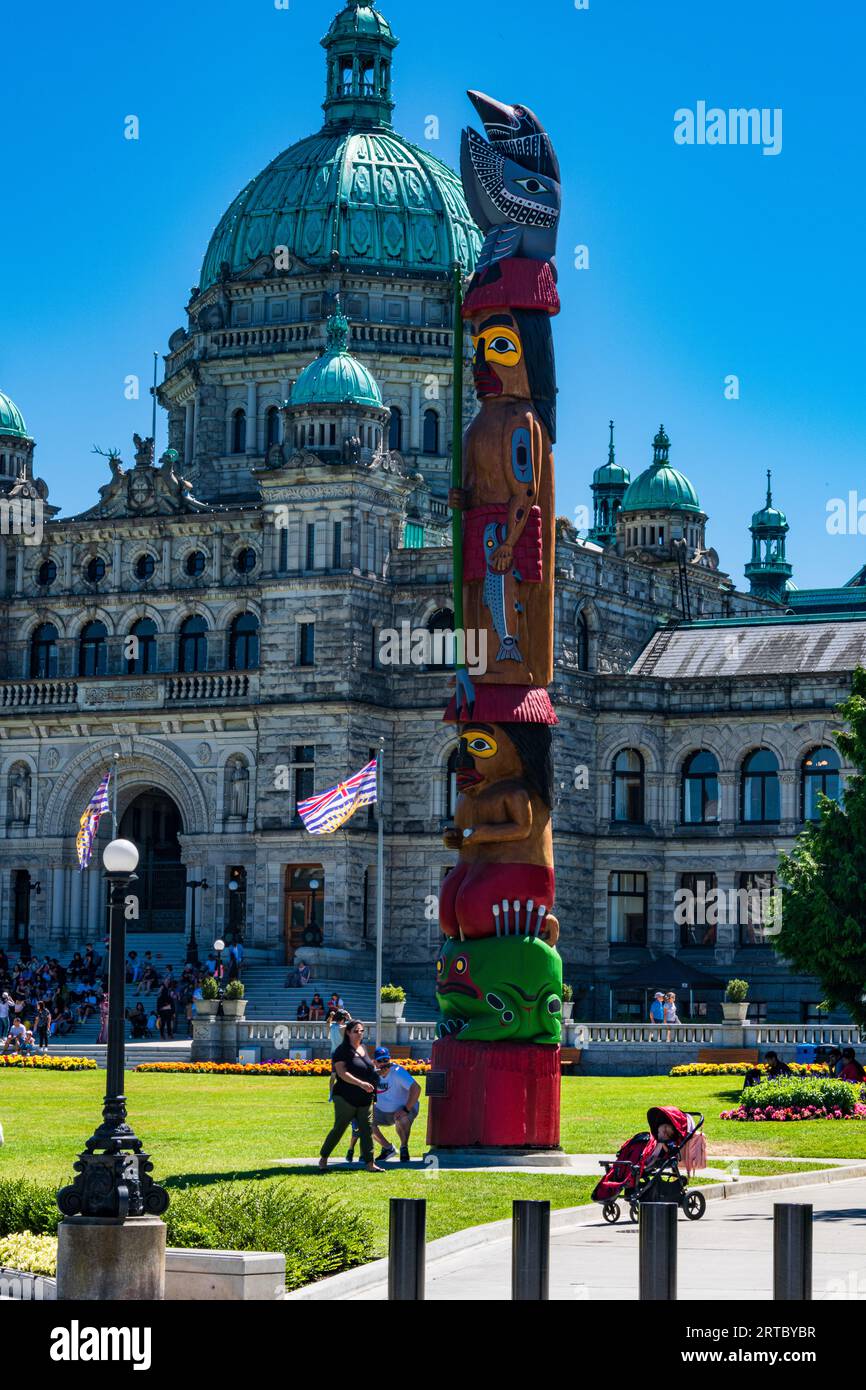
112, 752, 120, 832
375, 736, 385, 1047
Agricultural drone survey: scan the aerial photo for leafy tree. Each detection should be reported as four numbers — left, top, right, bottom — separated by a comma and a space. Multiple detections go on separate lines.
773, 667, 866, 1023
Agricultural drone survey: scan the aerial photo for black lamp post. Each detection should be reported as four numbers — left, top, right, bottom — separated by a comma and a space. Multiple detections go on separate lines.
185, 877, 209, 965
57, 838, 168, 1221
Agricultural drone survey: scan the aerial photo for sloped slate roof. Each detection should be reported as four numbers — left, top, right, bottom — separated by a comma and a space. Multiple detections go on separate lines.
631, 617, 866, 679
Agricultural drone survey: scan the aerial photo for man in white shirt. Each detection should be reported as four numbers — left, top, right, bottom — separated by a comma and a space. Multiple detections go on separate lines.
371, 1047, 421, 1163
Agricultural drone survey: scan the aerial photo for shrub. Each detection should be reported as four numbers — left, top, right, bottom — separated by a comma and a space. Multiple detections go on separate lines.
725, 978, 749, 1003
0, 1178, 61, 1238
0, 1231, 57, 1278
0, 1176, 374, 1290
163, 1181, 373, 1290
740, 1076, 861, 1114
380, 984, 405, 1003
224, 980, 245, 1000
562, 984, 574, 1003
200, 975, 219, 1001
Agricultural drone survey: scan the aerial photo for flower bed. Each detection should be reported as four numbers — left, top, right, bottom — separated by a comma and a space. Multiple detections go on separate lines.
671, 1062, 830, 1077
0, 1232, 57, 1277
133, 1058, 431, 1077
721, 1076, 865, 1121
0, 1055, 97, 1072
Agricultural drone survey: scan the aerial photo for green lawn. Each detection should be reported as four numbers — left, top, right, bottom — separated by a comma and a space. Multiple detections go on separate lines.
0, 1072, 860, 1257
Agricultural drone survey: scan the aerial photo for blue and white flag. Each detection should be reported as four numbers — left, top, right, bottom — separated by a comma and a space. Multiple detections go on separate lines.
297, 759, 378, 835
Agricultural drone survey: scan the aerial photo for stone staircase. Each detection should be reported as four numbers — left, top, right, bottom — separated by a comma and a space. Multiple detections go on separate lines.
44, 933, 433, 1064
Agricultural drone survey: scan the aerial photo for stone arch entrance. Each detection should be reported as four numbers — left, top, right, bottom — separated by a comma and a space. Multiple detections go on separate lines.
119, 789, 186, 933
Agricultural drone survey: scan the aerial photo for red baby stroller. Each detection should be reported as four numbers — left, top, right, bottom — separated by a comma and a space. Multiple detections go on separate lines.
591, 1107, 707, 1224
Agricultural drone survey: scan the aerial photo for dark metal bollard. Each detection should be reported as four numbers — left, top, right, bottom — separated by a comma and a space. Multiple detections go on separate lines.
512, 1199, 550, 1300
388, 1198, 426, 1300
774, 1203, 813, 1300
639, 1202, 678, 1300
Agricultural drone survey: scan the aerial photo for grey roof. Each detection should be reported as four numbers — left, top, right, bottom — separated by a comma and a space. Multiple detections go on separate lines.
631, 617, 866, 679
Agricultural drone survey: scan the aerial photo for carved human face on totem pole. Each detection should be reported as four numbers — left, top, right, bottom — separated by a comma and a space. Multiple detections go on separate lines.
470, 315, 532, 403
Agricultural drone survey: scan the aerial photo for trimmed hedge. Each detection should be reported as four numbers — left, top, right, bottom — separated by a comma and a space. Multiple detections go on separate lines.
741, 1077, 861, 1113
0, 1176, 373, 1291
671, 1062, 830, 1078
133, 1059, 430, 1076
0, 1055, 97, 1071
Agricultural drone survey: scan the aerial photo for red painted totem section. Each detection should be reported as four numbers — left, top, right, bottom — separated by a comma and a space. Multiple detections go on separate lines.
426, 1036, 561, 1149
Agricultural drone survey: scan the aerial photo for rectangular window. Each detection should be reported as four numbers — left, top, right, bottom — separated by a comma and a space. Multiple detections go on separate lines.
333, 521, 342, 569
292, 747, 315, 824
404, 521, 425, 549
678, 872, 718, 948
737, 871, 777, 946
305, 523, 316, 570
608, 871, 648, 945
298, 623, 315, 667
278, 526, 289, 572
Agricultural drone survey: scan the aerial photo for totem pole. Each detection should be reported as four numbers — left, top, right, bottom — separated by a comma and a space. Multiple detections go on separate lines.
427, 92, 563, 1151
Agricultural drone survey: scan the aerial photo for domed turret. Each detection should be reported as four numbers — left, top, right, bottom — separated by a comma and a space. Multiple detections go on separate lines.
0, 389, 36, 490
280, 303, 390, 466
618, 426, 708, 559
589, 420, 630, 546
292, 306, 383, 409
746, 470, 792, 604
199, 2, 480, 289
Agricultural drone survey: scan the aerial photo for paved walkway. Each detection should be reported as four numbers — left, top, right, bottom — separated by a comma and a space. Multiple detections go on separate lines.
327, 1175, 866, 1301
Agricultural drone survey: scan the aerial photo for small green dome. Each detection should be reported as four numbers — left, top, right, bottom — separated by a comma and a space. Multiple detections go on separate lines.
621, 425, 701, 515
326, 2, 393, 39
593, 421, 630, 486
751, 471, 788, 530
0, 390, 28, 440
291, 308, 383, 408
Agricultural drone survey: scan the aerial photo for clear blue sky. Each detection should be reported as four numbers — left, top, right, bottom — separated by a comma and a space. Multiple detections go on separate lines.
2, 0, 864, 590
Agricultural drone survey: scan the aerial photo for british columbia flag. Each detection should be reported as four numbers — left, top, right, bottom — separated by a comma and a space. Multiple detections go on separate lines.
75, 771, 112, 870
297, 759, 378, 835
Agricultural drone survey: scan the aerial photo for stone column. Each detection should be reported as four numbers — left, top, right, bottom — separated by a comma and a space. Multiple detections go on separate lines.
246, 383, 258, 454
212, 531, 223, 585
192, 396, 200, 462
14, 545, 24, 596
52, 866, 66, 937
718, 772, 737, 828
87, 869, 103, 937
0, 540, 6, 597
69, 869, 83, 941
184, 402, 195, 464
162, 537, 171, 587
410, 381, 421, 451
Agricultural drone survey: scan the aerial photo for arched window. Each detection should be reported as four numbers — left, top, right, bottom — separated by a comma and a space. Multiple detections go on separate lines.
178, 616, 208, 674
231, 409, 246, 454
446, 745, 460, 820
611, 749, 644, 823
266, 407, 280, 449
30, 623, 58, 679
427, 608, 455, 668
37, 559, 57, 588
577, 610, 590, 671
802, 746, 841, 821
741, 749, 780, 823
79, 621, 107, 677
389, 407, 403, 451
682, 751, 720, 824
422, 408, 440, 455
127, 619, 157, 674
229, 613, 259, 671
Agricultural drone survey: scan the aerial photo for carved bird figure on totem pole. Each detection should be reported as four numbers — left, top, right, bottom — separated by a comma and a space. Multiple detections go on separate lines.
460, 90, 562, 278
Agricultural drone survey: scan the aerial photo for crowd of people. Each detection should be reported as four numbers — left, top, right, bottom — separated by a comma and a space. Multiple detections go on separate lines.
0, 939, 245, 1053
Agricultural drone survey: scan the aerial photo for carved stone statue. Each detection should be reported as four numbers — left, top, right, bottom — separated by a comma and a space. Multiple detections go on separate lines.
9, 765, 31, 823
227, 759, 249, 818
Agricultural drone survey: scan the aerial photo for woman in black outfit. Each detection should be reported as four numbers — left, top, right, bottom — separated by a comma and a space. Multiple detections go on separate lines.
319, 1020, 382, 1172
156, 985, 175, 1040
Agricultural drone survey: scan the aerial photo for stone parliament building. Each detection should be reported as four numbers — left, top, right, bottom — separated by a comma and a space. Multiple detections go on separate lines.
2, 1, 866, 1021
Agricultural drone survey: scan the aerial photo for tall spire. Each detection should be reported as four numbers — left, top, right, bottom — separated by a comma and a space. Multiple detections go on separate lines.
746, 470, 792, 605
608, 419, 616, 466
589, 418, 630, 548
652, 424, 671, 466
766, 468, 773, 509
321, 3, 398, 131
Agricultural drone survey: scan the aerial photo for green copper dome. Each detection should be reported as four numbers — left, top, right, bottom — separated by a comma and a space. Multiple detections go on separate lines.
751, 471, 788, 530
199, 3, 481, 289
291, 307, 383, 408
621, 426, 702, 515
0, 390, 28, 440
327, 2, 393, 39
